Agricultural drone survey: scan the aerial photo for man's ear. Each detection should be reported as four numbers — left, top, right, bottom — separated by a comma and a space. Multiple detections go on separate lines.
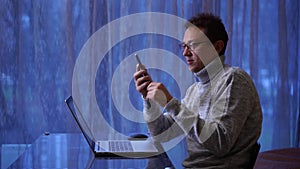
213, 40, 224, 55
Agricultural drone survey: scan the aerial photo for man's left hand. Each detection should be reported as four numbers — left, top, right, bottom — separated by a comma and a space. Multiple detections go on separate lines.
146, 82, 173, 107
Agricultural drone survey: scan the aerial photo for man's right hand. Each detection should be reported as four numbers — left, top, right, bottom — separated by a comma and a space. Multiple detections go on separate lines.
133, 64, 152, 98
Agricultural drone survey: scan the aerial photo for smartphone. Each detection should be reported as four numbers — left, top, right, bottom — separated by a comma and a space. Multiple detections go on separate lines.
135, 54, 146, 70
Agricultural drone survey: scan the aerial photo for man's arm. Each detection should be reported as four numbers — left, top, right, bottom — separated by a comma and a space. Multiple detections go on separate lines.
134, 66, 184, 142
143, 98, 184, 142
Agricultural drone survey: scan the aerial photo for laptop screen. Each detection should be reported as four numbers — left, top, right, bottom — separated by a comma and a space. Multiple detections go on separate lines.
65, 96, 96, 151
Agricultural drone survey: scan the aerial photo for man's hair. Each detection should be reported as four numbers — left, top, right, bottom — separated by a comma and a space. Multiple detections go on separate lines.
186, 13, 229, 55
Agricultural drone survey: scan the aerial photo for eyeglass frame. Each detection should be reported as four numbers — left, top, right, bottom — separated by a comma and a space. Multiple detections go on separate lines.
178, 41, 209, 52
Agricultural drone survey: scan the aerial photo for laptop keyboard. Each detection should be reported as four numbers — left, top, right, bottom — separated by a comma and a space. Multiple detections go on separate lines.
109, 141, 134, 152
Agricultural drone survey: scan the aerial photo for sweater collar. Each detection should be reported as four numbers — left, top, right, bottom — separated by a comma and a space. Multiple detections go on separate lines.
194, 55, 225, 84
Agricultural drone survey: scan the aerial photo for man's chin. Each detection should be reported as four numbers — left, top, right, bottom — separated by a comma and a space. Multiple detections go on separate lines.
189, 66, 203, 73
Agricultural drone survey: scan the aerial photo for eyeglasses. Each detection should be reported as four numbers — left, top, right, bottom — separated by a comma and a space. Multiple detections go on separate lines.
178, 41, 208, 52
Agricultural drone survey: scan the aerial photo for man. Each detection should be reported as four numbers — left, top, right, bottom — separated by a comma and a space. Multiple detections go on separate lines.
134, 13, 262, 168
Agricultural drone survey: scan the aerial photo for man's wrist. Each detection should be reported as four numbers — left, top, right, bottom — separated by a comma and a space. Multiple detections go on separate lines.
164, 97, 176, 110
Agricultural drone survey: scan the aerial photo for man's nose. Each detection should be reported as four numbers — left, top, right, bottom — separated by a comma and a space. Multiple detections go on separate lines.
183, 47, 192, 56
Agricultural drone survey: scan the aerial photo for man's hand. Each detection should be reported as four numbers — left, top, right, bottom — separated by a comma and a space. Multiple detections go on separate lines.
133, 64, 152, 98
146, 82, 173, 107
133, 64, 173, 107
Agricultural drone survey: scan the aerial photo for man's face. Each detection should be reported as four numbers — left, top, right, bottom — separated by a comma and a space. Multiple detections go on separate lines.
182, 26, 218, 73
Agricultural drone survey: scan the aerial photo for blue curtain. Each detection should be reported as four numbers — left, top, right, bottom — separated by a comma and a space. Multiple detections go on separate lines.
0, 0, 299, 156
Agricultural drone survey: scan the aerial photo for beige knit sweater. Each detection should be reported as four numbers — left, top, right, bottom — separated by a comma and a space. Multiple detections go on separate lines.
143, 56, 263, 168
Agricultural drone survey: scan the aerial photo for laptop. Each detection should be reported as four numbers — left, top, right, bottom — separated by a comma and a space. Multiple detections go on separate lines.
65, 96, 160, 158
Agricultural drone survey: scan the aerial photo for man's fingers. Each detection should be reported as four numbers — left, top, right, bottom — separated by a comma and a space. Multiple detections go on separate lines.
147, 82, 162, 91
137, 81, 151, 91
134, 70, 149, 81
135, 76, 151, 87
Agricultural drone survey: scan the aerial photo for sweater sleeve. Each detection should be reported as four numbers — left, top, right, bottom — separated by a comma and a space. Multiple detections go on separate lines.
143, 97, 186, 142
